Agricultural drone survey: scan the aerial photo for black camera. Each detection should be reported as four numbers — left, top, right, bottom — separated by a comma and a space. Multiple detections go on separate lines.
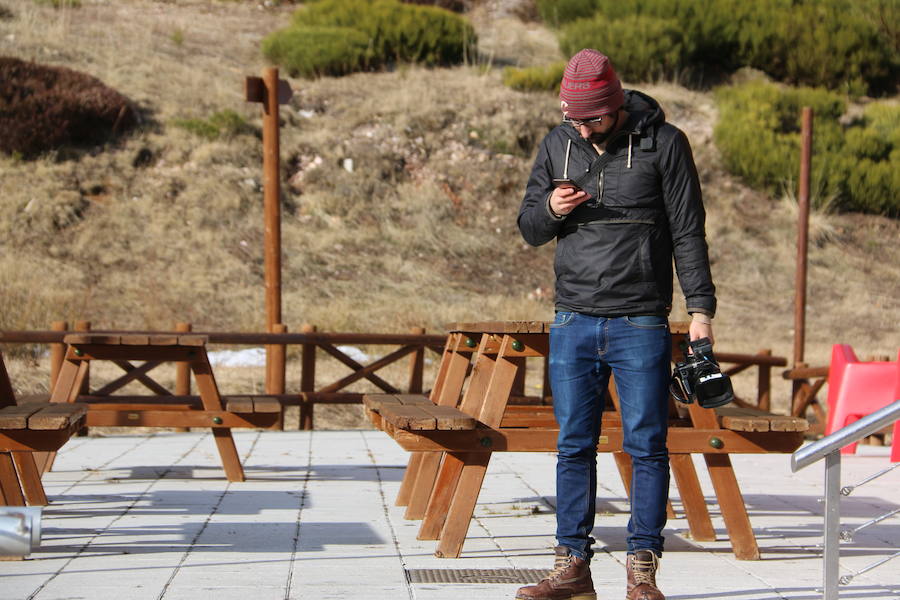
670, 337, 734, 409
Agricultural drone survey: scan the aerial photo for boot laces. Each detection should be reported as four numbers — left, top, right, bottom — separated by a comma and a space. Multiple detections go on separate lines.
632, 552, 659, 586
545, 554, 574, 582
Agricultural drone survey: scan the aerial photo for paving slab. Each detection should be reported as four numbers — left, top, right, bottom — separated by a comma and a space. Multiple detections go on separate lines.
0, 431, 897, 600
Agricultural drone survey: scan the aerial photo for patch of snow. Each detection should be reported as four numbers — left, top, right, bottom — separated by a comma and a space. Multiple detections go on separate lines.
208, 347, 266, 367
336, 345, 369, 363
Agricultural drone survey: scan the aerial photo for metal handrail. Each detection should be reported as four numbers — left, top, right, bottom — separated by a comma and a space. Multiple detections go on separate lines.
792, 400, 900, 472
791, 398, 899, 600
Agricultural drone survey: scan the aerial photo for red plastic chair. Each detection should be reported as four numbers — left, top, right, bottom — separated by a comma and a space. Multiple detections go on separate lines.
825, 344, 900, 461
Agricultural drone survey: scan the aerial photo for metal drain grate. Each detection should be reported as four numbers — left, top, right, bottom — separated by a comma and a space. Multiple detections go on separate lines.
407, 568, 550, 584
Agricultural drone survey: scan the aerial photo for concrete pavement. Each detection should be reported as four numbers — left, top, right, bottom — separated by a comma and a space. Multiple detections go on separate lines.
1, 430, 897, 599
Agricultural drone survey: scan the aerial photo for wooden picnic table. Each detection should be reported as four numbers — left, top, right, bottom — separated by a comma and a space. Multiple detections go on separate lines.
364, 320, 808, 560
43, 333, 283, 482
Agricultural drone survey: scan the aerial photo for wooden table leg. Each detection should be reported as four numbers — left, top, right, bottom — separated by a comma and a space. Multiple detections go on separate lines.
704, 453, 760, 560
435, 452, 491, 558
11, 453, 48, 506
396, 452, 424, 507
670, 453, 715, 541
0, 452, 25, 506
613, 451, 676, 519
193, 355, 245, 482
419, 452, 465, 539
405, 452, 442, 519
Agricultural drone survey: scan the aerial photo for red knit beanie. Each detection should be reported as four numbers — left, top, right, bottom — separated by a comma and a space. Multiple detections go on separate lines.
559, 49, 624, 119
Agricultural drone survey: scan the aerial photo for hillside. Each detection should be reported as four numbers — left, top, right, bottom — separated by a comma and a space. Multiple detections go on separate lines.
1, 0, 898, 415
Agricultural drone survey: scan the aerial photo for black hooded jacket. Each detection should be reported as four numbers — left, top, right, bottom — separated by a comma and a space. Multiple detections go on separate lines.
517, 90, 716, 317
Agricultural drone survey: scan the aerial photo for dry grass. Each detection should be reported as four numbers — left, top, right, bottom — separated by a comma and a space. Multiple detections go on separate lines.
1, 0, 897, 424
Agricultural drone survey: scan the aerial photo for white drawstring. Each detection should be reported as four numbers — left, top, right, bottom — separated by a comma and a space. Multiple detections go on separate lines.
627, 134, 633, 169
563, 139, 572, 178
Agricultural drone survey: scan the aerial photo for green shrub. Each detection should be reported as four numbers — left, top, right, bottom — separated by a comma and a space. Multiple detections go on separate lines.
535, 0, 596, 27
0, 57, 136, 159
33, 0, 80, 7
173, 110, 256, 140
267, 0, 476, 77
502, 62, 565, 92
560, 14, 686, 82
714, 81, 899, 216
262, 26, 370, 77
550, 0, 898, 95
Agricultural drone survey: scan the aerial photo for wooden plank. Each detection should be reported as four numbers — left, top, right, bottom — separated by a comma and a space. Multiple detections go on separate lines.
768, 416, 809, 432
705, 453, 760, 560
716, 406, 809, 432
405, 452, 442, 520
0, 404, 46, 429
120, 334, 151, 345
0, 452, 25, 506
252, 397, 282, 413
362, 395, 398, 412
419, 452, 466, 538
65, 346, 197, 362
212, 428, 245, 482
84, 409, 279, 429
720, 414, 770, 432
395, 451, 424, 507
0, 427, 83, 452
65, 334, 122, 345
177, 335, 208, 347
425, 405, 477, 430
11, 452, 48, 506
28, 404, 87, 430
149, 335, 180, 346
435, 452, 492, 558
380, 405, 437, 430
390, 428, 805, 454
395, 394, 432, 405
225, 396, 254, 413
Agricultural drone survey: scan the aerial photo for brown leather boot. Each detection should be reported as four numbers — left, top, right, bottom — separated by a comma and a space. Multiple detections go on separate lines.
626, 550, 664, 600
515, 546, 596, 600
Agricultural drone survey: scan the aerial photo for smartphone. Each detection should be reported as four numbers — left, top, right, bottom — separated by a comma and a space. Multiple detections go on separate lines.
552, 178, 581, 190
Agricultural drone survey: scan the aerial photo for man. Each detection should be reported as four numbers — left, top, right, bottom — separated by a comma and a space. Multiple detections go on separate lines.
515, 49, 717, 600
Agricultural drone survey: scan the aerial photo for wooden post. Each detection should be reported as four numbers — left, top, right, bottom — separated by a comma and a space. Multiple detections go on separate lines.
262, 67, 283, 331
50, 321, 68, 390
246, 68, 292, 391
74, 320, 91, 395
757, 349, 772, 412
792, 107, 813, 409
268, 323, 287, 394
74, 320, 91, 436
300, 323, 317, 430
407, 326, 425, 394
173, 322, 192, 433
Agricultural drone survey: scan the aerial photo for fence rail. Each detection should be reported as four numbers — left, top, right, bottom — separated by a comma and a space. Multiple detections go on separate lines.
2, 323, 789, 428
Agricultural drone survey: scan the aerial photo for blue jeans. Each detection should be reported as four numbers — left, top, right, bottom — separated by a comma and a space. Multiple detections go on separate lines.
549, 312, 672, 561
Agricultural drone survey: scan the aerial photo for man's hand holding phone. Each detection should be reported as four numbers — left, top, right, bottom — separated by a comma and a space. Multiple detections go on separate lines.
550, 179, 589, 217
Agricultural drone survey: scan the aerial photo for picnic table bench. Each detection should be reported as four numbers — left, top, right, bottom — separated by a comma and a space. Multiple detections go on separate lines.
365, 321, 808, 560
0, 350, 87, 506
44, 333, 284, 482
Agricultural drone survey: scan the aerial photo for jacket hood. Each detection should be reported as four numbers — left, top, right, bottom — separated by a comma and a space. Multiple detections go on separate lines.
622, 89, 665, 134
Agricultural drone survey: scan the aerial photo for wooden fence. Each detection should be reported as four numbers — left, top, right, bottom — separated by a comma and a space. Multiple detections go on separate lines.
1, 322, 792, 429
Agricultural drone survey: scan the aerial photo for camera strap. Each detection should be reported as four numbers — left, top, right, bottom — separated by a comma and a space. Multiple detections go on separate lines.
570, 151, 617, 192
